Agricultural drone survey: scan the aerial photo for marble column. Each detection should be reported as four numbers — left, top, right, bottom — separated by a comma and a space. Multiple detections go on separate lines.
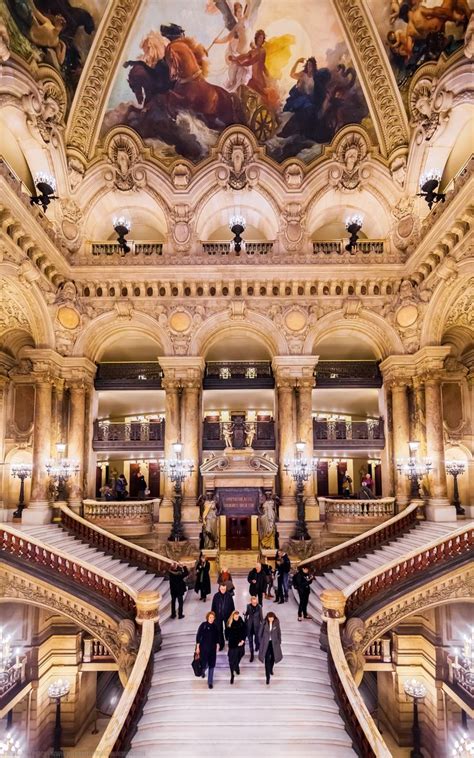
182, 383, 201, 506
424, 375, 454, 521
24, 377, 53, 524
276, 380, 296, 505
67, 381, 86, 512
296, 381, 316, 505
0, 377, 8, 519
51, 379, 65, 455
390, 381, 411, 508
162, 379, 181, 508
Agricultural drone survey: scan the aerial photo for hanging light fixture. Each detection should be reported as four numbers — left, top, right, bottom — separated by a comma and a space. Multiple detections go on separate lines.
113, 216, 131, 254
229, 215, 246, 254
345, 214, 363, 253
418, 169, 445, 210
30, 172, 58, 212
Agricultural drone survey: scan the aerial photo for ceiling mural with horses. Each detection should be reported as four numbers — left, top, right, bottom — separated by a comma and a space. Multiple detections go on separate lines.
102, 0, 373, 165
367, 0, 473, 88
0, 0, 107, 102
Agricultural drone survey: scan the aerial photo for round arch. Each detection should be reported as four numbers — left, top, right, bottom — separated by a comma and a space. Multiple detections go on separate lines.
0, 266, 55, 349
189, 310, 289, 358
72, 311, 173, 361
420, 260, 474, 346
304, 310, 405, 359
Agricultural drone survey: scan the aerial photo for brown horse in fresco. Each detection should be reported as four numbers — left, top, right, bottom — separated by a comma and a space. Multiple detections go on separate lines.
165, 38, 244, 129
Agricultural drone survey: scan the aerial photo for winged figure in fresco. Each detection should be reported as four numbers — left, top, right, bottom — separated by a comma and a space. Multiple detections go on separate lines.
207, 0, 261, 90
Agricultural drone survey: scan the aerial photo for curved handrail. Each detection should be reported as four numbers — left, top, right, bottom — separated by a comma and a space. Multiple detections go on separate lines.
299, 502, 419, 572
1, 523, 137, 613
60, 503, 176, 574
343, 522, 473, 615
93, 619, 155, 758
324, 520, 473, 758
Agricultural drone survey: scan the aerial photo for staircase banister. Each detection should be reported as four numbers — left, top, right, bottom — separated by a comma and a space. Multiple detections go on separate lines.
62, 503, 179, 572
327, 619, 392, 758
93, 619, 155, 758
299, 502, 419, 571
1, 523, 138, 609
342, 522, 474, 614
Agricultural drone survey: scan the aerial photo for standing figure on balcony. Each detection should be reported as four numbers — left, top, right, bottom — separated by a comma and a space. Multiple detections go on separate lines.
258, 493, 276, 549
244, 421, 256, 448
136, 472, 147, 498
116, 473, 128, 500
342, 474, 352, 499
203, 497, 219, 548
222, 420, 234, 449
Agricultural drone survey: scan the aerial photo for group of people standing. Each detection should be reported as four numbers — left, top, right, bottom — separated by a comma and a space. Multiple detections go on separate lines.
196, 582, 283, 689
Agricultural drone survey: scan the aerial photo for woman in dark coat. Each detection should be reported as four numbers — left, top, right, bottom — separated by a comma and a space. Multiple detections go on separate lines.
195, 611, 219, 689
258, 611, 282, 685
194, 553, 211, 601
225, 610, 246, 684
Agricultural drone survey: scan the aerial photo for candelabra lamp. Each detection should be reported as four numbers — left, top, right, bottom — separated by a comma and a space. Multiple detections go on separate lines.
451, 629, 474, 703
10, 463, 33, 518
404, 678, 427, 758
396, 441, 432, 501
229, 215, 246, 254
418, 169, 445, 210
45, 443, 80, 517
284, 442, 318, 540
48, 679, 70, 758
30, 172, 58, 213
0, 627, 22, 702
0, 735, 22, 756
162, 442, 194, 541
113, 216, 131, 254
445, 460, 466, 516
345, 214, 363, 253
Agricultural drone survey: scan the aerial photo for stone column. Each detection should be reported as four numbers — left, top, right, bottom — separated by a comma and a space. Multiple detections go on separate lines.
162, 378, 181, 510
275, 379, 296, 506
390, 380, 411, 509
296, 379, 316, 506
24, 376, 53, 524
182, 382, 201, 507
67, 381, 86, 512
0, 376, 9, 519
424, 375, 454, 521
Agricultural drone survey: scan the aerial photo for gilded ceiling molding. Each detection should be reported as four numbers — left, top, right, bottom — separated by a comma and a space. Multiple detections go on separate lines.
65, 0, 141, 160
333, 0, 409, 158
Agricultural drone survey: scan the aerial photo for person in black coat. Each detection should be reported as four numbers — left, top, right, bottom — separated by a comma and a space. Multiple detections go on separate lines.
211, 584, 235, 650
259, 611, 283, 685
244, 595, 263, 661
195, 611, 219, 689
292, 565, 313, 621
168, 562, 189, 619
247, 562, 267, 606
194, 553, 211, 601
225, 610, 246, 684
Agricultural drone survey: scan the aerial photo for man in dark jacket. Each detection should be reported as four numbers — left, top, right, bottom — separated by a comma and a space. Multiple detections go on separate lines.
293, 565, 313, 621
211, 583, 235, 650
247, 562, 267, 605
245, 595, 263, 661
168, 562, 189, 619
276, 550, 291, 601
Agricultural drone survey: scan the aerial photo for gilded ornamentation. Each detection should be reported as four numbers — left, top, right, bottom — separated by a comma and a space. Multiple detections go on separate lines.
281, 203, 305, 251
0, 20, 11, 62
171, 163, 191, 189
342, 617, 366, 687
105, 132, 146, 191
445, 279, 474, 329
117, 619, 138, 685
0, 281, 30, 332
22, 84, 64, 145
217, 131, 259, 190
170, 205, 194, 252
328, 131, 370, 191
409, 76, 452, 143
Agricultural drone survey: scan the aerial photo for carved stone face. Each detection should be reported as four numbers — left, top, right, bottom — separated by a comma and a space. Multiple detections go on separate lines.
231, 146, 245, 175
116, 149, 130, 176
344, 146, 359, 172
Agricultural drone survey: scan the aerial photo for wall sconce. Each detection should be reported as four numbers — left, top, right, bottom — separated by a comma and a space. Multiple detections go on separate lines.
113, 216, 131, 254
30, 172, 58, 213
229, 215, 246, 254
345, 214, 363, 253
418, 169, 445, 210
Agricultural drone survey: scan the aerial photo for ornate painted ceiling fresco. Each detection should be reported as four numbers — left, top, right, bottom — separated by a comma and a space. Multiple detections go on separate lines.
367, 0, 472, 88
0, 0, 108, 102
102, 0, 372, 165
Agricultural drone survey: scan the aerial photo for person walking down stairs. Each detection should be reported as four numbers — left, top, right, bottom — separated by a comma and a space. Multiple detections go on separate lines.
244, 595, 263, 662
168, 562, 189, 620
195, 611, 219, 689
226, 610, 247, 684
194, 553, 211, 602
293, 565, 313, 621
259, 611, 282, 685
247, 561, 267, 605
211, 583, 235, 650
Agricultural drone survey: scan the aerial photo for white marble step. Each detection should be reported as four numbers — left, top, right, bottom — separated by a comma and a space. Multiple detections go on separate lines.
129, 740, 355, 758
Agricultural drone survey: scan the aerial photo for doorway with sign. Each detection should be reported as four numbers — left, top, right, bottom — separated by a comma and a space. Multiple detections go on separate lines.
227, 516, 251, 550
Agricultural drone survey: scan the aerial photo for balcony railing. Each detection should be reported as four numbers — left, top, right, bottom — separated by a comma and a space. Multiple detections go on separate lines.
82, 635, 115, 663
322, 498, 395, 521
202, 241, 273, 255
364, 636, 392, 663
204, 361, 274, 389
95, 362, 163, 390
447, 653, 474, 707
83, 499, 156, 536
90, 241, 163, 256
315, 361, 382, 388
313, 417, 384, 448
93, 419, 165, 450
202, 418, 275, 450
312, 239, 384, 255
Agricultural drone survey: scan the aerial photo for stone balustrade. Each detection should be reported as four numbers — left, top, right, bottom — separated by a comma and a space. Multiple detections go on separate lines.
82, 499, 157, 537
313, 417, 385, 449
312, 239, 384, 255
93, 420, 165, 450
82, 636, 114, 663
321, 498, 395, 521
364, 636, 392, 663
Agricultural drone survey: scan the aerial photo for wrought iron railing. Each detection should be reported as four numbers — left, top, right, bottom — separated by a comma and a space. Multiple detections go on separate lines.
313, 417, 384, 449
94, 363, 163, 390
313, 239, 384, 255
93, 419, 165, 450
323, 498, 395, 521
315, 361, 382, 388
202, 418, 275, 450
202, 241, 273, 255
204, 361, 274, 389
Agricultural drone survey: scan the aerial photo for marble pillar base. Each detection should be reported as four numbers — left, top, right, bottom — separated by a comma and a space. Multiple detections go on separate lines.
425, 500, 457, 522
462, 505, 474, 518
22, 501, 52, 525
